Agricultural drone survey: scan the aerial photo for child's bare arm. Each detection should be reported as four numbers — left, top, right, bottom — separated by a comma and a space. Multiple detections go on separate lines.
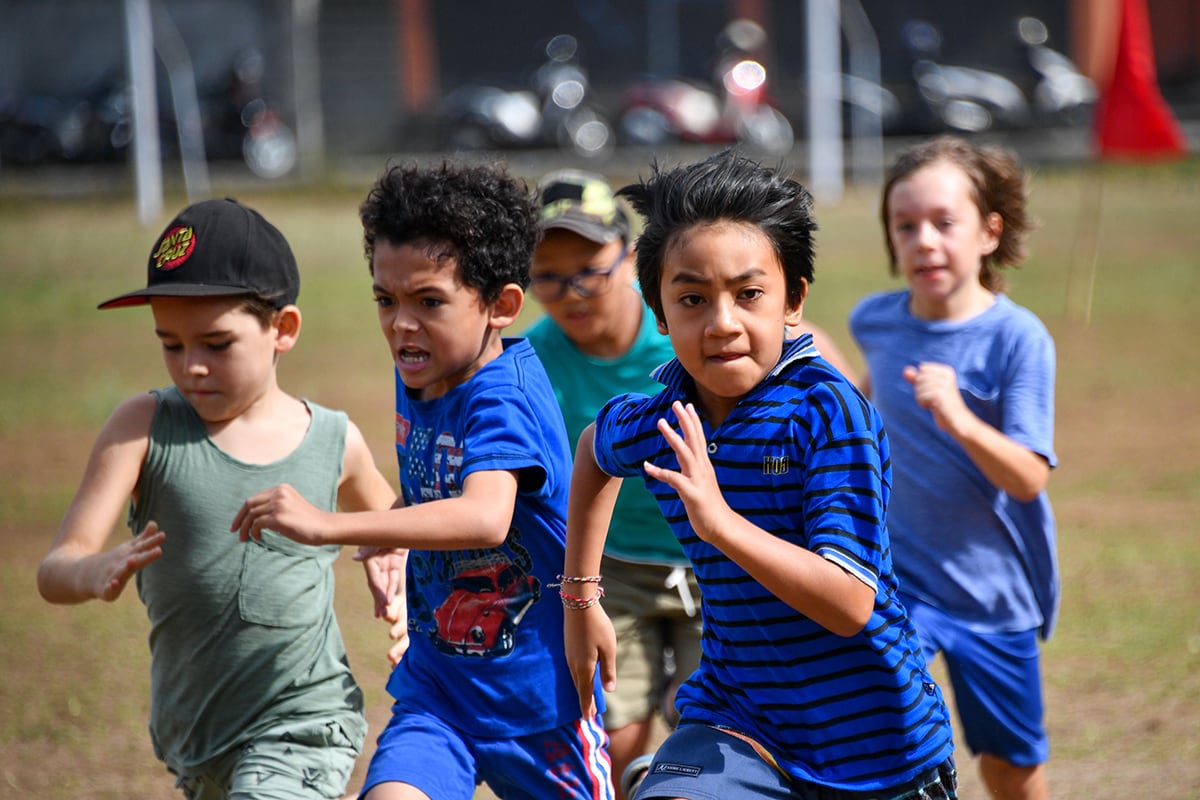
38, 394, 163, 604
562, 424, 622, 718
645, 401, 875, 637
340, 419, 409, 658
233, 467, 520, 550
337, 419, 409, 653
335, 420, 398, 514
904, 363, 1050, 501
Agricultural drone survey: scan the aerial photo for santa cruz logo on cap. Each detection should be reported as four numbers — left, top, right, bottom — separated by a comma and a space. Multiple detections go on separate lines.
152, 225, 197, 271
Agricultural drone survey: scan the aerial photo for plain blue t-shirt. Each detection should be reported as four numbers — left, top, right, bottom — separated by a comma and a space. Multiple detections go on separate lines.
850, 290, 1059, 638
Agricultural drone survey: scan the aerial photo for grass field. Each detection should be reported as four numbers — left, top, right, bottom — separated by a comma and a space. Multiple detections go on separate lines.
1, 153, 1198, 799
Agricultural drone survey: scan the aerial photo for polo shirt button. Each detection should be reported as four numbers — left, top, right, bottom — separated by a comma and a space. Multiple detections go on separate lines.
707, 442, 718, 454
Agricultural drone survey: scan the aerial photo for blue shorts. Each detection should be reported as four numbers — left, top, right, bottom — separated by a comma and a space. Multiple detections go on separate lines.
634, 725, 956, 800
361, 708, 614, 800
905, 596, 1049, 766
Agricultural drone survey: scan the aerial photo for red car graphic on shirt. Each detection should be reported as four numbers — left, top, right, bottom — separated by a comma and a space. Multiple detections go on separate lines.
432, 560, 540, 657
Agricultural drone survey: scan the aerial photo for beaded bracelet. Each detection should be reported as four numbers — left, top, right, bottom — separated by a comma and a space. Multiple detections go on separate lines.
559, 587, 605, 610
548, 574, 602, 587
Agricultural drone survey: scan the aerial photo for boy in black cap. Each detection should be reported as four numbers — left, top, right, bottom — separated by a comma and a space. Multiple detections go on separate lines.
38, 197, 397, 800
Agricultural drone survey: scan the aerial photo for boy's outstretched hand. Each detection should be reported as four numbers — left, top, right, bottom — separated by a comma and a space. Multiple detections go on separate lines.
355, 546, 407, 618
354, 546, 411, 666
381, 605, 410, 666
231, 483, 329, 545
97, 520, 165, 601
644, 401, 736, 544
563, 603, 617, 719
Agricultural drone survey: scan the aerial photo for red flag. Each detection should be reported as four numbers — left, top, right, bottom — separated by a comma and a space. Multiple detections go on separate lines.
1093, 0, 1186, 160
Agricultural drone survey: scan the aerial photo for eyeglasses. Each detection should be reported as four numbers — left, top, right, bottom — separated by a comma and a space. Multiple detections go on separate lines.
529, 245, 630, 303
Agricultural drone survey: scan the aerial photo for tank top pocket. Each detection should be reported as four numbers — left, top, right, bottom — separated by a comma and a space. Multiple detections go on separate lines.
238, 536, 326, 628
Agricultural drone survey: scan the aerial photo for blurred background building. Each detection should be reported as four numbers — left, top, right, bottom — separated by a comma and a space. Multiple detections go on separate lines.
1, 0, 1196, 180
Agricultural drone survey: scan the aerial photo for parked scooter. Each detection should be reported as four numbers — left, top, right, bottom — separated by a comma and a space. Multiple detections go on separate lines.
0, 48, 296, 178
0, 76, 135, 166
198, 47, 297, 179
1011, 15, 1097, 128
900, 19, 1031, 134
891, 17, 1095, 135
618, 19, 794, 156
438, 33, 613, 158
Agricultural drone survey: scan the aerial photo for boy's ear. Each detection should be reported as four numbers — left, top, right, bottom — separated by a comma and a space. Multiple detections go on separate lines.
273, 305, 302, 353
783, 278, 809, 328
982, 211, 1003, 255
488, 283, 525, 329
619, 244, 638, 285
653, 303, 669, 334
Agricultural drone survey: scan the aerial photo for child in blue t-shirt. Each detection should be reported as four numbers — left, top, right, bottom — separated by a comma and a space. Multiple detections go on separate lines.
849, 136, 1058, 800
561, 149, 957, 800
234, 161, 613, 800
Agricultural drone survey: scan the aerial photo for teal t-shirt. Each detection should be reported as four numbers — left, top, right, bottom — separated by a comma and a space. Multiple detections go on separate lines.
525, 304, 686, 564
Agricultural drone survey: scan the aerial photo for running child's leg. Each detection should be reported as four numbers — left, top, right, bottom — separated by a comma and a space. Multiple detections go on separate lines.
360, 711, 479, 800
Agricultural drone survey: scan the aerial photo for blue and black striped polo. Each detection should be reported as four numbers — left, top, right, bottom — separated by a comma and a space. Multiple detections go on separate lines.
592, 334, 955, 792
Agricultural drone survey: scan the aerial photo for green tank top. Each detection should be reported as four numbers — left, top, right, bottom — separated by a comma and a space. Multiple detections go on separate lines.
130, 387, 365, 770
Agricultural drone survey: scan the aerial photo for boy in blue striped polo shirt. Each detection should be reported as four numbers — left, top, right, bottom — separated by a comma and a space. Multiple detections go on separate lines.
561, 150, 958, 800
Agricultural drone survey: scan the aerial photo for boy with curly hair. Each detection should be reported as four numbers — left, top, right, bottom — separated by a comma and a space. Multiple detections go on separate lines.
234, 161, 613, 800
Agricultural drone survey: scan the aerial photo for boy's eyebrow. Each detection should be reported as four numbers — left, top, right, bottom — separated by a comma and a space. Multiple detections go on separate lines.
371, 281, 451, 297
668, 267, 769, 286
153, 327, 234, 339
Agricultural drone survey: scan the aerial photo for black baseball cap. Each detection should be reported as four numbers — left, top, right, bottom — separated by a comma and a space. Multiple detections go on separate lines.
537, 169, 630, 245
98, 197, 300, 310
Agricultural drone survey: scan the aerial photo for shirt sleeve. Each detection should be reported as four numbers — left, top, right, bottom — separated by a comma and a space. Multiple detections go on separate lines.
999, 319, 1057, 467
460, 381, 553, 493
593, 392, 664, 479
799, 382, 890, 592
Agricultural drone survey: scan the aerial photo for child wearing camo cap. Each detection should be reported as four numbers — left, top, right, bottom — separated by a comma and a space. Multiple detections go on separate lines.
524, 169, 703, 798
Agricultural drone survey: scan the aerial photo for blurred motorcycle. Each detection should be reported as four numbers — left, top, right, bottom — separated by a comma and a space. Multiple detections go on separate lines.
891, 17, 1095, 135
438, 33, 613, 158
0, 48, 296, 178
1011, 15, 1097, 128
900, 19, 1031, 134
0, 77, 133, 165
207, 48, 297, 178
618, 19, 794, 156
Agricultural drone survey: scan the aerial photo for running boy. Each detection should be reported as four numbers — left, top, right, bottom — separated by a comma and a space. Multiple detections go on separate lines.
233, 161, 614, 800
37, 198, 396, 799
524, 169, 702, 798
561, 149, 957, 799
849, 136, 1058, 800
